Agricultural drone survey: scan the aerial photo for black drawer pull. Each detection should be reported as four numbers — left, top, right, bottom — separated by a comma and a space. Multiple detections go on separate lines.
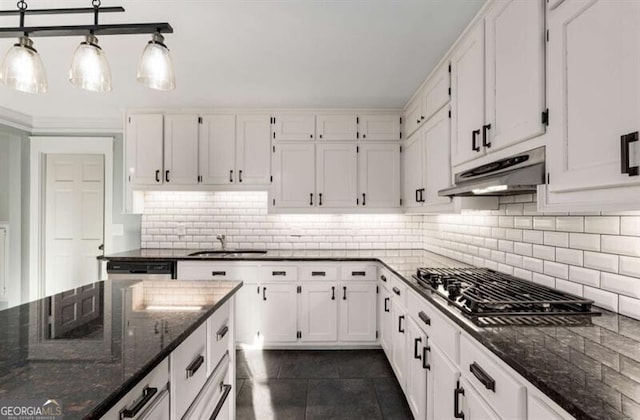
362, 193, 366, 206
272, 271, 286, 276
263, 287, 267, 301
418, 311, 431, 326
343, 286, 347, 300
472, 129, 480, 152
331, 286, 335, 300
380, 275, 387, 282
239, 169, 243, 182
319, 193, 323, 206
415, 189, 420, 203
423, 346, 431, 370
392, 287, 401, 296
470, 362, 496, 392
216, 325, 229, 341
398, 315, 405, 333
120, 386, 157, 418
186, 355, 204, 378
351, 271, 366, 276
482, 123, 492, 148
211, 271, 226, 277
454, 382, 465, 419
229, 170, 233, 183
155, 170, 160, 183
311, 271, 326, 277
165, 170, 170, 183
384, 297, 389, 312
309, 193, 313, 206
414, 337, 422, 360
209, 383, 232, 420
621, 132, 639, 176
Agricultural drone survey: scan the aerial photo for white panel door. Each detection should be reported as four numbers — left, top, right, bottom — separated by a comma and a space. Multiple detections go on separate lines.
127, 114, 163, 185
358, 143, 400, 208
460, 377, 501, 420
164, 114, 199, 185
339, 283, 377, 342
316, 143, 358, 208
380, 288, 393, 358
422, 62, 451, 122
403, 94, 425, 139
300, 282, 338, 342
407, 317, 428, 420
199, 115, 236, 185
45, 154, 104, 296
273, 115, 315, 141
261, 283, 298, 343
359, 114, 401, 141
402, 134, 424, 209
451, 23, 486, 167
547, 0, 640, 192
424, 107, 454, 206
390, 301, 407, 391
428, 342, 460, 420
235, 281, 260, 345
485, 0, 546, 152
272, 143, 315, 208
236, 115, 272, 185
317, 115, 358, 141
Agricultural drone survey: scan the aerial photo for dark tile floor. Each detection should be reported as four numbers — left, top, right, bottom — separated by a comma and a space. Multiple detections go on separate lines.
235, 349, 413, 420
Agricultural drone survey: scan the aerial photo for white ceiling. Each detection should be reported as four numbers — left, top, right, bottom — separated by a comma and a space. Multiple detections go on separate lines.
0, 0, 483, 122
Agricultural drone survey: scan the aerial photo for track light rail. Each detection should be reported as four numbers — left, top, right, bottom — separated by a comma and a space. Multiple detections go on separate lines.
0, 23, 174, 38
0, 6, 125, 16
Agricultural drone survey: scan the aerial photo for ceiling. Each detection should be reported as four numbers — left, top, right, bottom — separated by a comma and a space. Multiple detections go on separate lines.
0, 0, 483, 123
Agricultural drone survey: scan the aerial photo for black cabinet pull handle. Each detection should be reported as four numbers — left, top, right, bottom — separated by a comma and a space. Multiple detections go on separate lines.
343, 286, 347, 300
155, 170, 160, 183
263, 287, 267, 301
415, 189, 420, 203
362, 193, 366, 206
211, 271, 226, 277
352, 271, 366, 276
482, 123, 492, 148
186, 354, 204, 378
331, 286, 335, 300
319, 193, 323, 206
310, 193, 313, 206
319, 134, 323, 139
165, 170, 170, 182
362, 134, 366, 139
454, 382, 465, 419
472, 129, 481, 152
398, 315, 405, 333
470, 362, 496, 392
392, 287, 401, 296
229, 170, 233, 183
216, 325, 229, 341
418, 311, 431, 326
272, 271, 286, 276
312, 271, 326, 277
239, 169, 243, 182
621, 132, 639, 176
209, 384, 232, 420
414, 337, 422, 359
310, 134, 313, 139
419, 188, 425, 203
384, 297, 389, 312
423, 346, 431, 370
380, 275, 387, 282
421, 115, 425, 121
417, 119, 420, 124
120, 386, 158, 418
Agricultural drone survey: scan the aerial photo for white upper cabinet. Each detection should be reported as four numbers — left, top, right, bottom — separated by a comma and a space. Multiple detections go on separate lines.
236, 115, 272, 185
198, 115, 236, 185
127, 113, 164, 185
359, 114, 401, 141
546, 0, 640, 194
422, 63, 451, 124
358, 143, 401, 208
484, 0, 546, 152
451, 23, 486, 167
272, 115, 316, 141
272, 143, 315, 208
423, 108, 454, 207
317, 114, 358, 141
316, 143, 358, 208
163, 114, 199, 185
402, 133, 424, 209
403, 95, 425, 139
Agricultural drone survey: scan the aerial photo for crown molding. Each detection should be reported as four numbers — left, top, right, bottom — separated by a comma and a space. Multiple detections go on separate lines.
0, 106, 32, 132
30, 116, 123, 134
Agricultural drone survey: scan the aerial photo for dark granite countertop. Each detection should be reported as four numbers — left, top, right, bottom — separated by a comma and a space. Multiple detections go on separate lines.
0, 278, 242, 419
102, 248, 640, 420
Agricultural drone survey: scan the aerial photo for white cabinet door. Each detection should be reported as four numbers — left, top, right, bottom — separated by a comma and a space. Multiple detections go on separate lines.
273, 115, 315, 141
316, 143, 358, 208
379, 287, 393, 358
403, 94, 425, 139
546, 0, 640, 192
451, 23, 486, 167
272, 143, 315, 208
460, 377, 501, 420
317, 114, 358, 141
428, 342, 460, 420
236, 282, 260, 346
300, 282, 338, 342
422, 62, 451, 122
339, 282, 377, 342
390, 301, 407, 390
261, 283, 298, 343
127, 114, 163, 185
139, 389, 170, 420
236, 114, 271, 185
406, 316, 428, 420
359, 114, 401, 141
485, 0, 546, 152
423, 107, 453, 207
164, 114, 199, 185
402, 133, 424, 209
358, 143, 400, 208
199, 115, 236, 185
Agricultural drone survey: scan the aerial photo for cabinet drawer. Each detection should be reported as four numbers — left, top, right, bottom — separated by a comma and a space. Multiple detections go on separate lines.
184, 353, 231, 420
207, 300, 231, 376
300, 265, 338, 281
379, 267, 392, 290
171, 323, 208, 420
178, 262, 257, 282
259, 265, 299, 281
388, 275, 407, 307
101, 358, 169, 420
340, 264, 377, 281
460, 334, 526, 420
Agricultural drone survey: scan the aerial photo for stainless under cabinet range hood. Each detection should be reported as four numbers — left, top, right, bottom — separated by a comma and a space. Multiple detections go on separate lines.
439, 147, 545, 197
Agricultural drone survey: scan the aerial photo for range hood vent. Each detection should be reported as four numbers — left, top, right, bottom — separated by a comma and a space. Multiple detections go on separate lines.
439, 147, 545, 197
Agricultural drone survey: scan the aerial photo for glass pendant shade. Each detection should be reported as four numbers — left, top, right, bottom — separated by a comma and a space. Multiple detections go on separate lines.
137, 32, 175, 91
0, 36, 47, 94
69, 34, 112, 92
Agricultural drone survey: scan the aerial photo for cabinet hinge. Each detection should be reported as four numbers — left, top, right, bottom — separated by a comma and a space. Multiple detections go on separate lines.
297, 285, 302, 293
448, 63, 451, 73
547, 173, 550, 184
376, 330, 379, 339
546, 29, 549, 42
273, 117, 276, 124
273, 198, 276, 206
257, 286, 260, 293
356, 117, 359, 124
399, 117, 402, 125
399, 132, 402, 139
273, 145, 275, 153
400, 198, 403, 206
541, 109, 549, 126
448, 87, 451, 96
273, 132, 276, 139
270, 175, 273, 183
376, 286, 379, 294
357, 132, 360, 139
356, 146, 359, 153
198, 117, 203, 124
399, 145, 402, 153
356, 197, 359, 205
128, 116, 131, 123
297, 331, 301, 339
448, 110, 452, 119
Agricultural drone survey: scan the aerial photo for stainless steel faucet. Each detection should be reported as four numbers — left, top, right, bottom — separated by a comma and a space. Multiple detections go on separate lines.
216, 234, 227, 250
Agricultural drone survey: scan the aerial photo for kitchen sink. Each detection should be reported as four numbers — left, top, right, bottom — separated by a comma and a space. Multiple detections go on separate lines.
187, 249, 268, 257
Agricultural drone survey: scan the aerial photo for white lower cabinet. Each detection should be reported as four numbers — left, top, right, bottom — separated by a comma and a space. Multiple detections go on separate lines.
379, 284, 393, 358
406, 316, 428, 420
260, 282, 299, 343
138, 388, 170, 420
339, 282, 377, 342
390, 299, 408, 390
170, 323, 208, 419
458, 377, 501, 420
428, 341, 460, 420
300, 282, 338, 342
183, 353, 232, 420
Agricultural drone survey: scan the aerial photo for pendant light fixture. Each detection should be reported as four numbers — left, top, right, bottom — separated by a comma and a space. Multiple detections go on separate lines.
0, 0, 174, 93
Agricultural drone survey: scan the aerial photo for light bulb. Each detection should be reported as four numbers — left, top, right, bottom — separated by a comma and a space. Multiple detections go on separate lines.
137, 32, 175, 91
69, 34, 112, 92
0, 35, 48, 94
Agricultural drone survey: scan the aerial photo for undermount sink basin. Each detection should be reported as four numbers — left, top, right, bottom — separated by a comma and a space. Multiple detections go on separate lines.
188, 249, 268, 257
